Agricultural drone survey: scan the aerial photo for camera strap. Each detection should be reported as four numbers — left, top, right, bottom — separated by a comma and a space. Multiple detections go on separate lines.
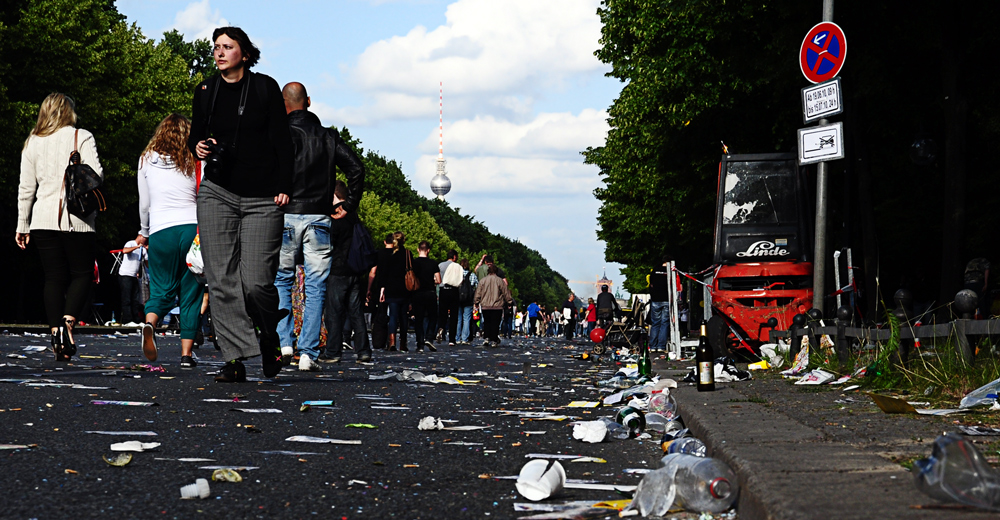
205, 71, 251, 150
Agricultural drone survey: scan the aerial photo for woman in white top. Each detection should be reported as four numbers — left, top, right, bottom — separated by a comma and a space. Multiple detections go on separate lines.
16, 93, 103, 361
135, 114, 205, 368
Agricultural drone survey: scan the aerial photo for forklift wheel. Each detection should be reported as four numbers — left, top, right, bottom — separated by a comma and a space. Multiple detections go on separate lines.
707, 315, 732, 358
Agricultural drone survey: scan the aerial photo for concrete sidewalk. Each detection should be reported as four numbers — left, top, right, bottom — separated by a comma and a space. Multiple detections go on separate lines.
667, 379, 995, 520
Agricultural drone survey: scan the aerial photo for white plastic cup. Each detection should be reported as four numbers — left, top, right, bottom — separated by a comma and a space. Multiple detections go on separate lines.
180, 478, 211, 499
515, 459, 566, 501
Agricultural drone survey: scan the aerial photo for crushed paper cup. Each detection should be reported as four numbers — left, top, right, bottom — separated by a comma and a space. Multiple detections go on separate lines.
572, 420, 608, 443
515, 459, 566, 501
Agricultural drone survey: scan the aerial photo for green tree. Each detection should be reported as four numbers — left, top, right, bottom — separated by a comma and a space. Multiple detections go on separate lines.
162, 29, 217, 78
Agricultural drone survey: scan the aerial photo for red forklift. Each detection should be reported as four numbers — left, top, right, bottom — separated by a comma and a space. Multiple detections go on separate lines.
706, 153, 814, 358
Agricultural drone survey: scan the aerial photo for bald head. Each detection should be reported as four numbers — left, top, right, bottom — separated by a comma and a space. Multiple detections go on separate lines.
282, 82, 309, 113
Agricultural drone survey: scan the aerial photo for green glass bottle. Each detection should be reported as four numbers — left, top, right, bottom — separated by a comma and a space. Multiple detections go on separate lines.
639, 334, 653, 377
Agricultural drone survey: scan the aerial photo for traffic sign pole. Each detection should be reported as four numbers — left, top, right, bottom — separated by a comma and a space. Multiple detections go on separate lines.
812, 0, 835, 314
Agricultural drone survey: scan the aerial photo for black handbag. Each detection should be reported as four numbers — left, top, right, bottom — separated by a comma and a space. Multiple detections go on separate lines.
62, 129, 105, 221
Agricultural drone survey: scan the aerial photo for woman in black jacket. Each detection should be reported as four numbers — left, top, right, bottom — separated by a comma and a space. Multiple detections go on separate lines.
188, 26, 293, 382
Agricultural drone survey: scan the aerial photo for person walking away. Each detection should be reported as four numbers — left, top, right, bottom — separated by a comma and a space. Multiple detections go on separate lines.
437, 250, 462, 345
367, 234, 393, 350
474, 265, 513, 347
118, 238, 146, 326
274, 81, 365, 369
135, 114, 206, 368
526, 301, 541, 337
16, 93, 103, 362
648, 255, 672, 352
189, 27, 294, 382
323, 181, 373, 364
456, 258, 478, 344
376, 232, 411, 351
586, 298, 597, 336
596, 284, 621, 325
411, 241, 441, 352
474, 254, 507, 284
561, 293, 577, 340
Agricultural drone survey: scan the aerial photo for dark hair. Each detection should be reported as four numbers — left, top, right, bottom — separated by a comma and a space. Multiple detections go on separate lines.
484, 254, 494, 264
333, 180, 349, 203
384, 233, 394, 244
488, 264, 498, 275
212, 27, 260, 68
418, 241, 431, 251
447, 249, 457, 260
459, 258, 469, 269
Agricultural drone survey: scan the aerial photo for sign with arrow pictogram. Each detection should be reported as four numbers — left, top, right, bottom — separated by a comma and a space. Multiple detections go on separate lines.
799, 22, 846, 84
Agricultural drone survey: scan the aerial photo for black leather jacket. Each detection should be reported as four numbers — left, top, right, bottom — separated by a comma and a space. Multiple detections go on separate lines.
284, 110, 365, 214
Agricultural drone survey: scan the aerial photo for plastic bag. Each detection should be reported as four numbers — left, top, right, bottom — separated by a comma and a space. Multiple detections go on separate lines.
959, 377, 1000, 409
915, 432, 1000, 510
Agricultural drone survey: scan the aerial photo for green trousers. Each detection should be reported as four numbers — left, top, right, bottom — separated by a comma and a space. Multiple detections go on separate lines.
144, 224, 204, 340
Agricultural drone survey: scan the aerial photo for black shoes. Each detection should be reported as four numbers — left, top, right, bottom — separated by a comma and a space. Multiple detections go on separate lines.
61, 319, 77, 357
259, 309, 289, 378
180, 355, 197, 368
424, 341, 437, 352
357, 352, 372, 363
215, 360, 247, 382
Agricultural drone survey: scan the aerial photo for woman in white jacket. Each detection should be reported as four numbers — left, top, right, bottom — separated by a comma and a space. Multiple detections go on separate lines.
135, 114, 205, 369
16, 93, 103, 361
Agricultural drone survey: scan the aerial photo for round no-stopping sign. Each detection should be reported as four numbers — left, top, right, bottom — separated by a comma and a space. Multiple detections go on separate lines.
800, 22, 846, 84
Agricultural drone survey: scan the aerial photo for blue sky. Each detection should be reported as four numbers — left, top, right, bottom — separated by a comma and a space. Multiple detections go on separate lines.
117, 0, 627, 298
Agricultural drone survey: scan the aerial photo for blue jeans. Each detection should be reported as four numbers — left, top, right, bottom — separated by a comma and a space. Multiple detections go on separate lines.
458, 305, 473, 342
649, 300, 670, 351
275, 214, 332, 360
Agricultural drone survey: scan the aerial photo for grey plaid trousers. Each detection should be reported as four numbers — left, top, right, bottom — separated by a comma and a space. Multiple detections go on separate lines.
196, 180, 285, 362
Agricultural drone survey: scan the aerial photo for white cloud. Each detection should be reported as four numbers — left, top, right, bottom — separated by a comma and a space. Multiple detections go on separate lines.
172, 0, 228, 41
413, 155, 599, 197
338, 0, 605, 124
421, 109, 608, 160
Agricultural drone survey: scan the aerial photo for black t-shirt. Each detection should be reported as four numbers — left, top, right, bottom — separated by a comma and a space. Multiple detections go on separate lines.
413, 257, 438, 293
372, 248, 394, 290
649, 270, 670, 302
378, 249, 409, 299
328, 213, 356, 277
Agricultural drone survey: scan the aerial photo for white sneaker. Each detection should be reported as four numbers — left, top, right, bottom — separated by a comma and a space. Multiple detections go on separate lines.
140, 322, 157, 361
281, 346, 294, 365
298, 355, 321, 372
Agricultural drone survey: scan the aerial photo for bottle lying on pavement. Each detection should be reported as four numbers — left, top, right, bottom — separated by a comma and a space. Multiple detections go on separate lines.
662, 437, 707, 457
627, 453, 739, 515
915, 432, 1000, 511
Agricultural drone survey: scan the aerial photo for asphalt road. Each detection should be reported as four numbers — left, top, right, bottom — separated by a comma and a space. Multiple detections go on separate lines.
0, 331, 682, 520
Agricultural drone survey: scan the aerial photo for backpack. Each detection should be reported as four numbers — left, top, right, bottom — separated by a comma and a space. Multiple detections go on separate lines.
347, 219, 377, 275
458, 271, 474, 305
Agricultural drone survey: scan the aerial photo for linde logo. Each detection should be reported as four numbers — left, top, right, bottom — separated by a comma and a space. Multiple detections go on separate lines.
736, 241, 789, 257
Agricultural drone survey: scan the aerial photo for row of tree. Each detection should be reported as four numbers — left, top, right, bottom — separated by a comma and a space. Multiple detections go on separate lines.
0, 0, 569, 323
586, 0, 1000, 318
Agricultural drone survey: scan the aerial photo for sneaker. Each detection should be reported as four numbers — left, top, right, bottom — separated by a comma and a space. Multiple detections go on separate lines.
141, 322, 157, 361
280, 346, 294, 366
424, 340, 437, 352
357, 352, 372, 363
317, 351, 341, 363
343, 342, 353, 351
299, 355, 321, 372
215, 360, 247, 383
180, 355, 197, 368
448, 342, 455, 347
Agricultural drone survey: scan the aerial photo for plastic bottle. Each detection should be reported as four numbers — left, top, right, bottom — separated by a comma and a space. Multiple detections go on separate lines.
915, 432, 1000, 510
667, 453, 737, 512
663, 437, 707, 457
596, 417, 632, 440
648, 391, 677, 420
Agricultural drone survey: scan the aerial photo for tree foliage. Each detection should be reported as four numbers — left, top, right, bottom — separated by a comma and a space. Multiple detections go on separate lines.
586, 0, 1000, 301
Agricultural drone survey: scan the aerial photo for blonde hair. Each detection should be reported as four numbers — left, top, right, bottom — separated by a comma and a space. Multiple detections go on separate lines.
142, 114, 196, 177
391, 231, 406, 252
24, 93, 77, 149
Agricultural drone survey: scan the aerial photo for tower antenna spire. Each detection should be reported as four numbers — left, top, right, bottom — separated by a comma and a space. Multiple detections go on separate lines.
430, 81, 452, 200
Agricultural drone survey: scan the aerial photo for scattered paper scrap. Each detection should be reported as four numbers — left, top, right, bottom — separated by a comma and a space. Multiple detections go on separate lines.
959, 426, 1000, 436
285, 435, 361, 445
1, 444, 37, 450
110, 441, 161, 452
566, 401, 600, 408
231, 408, 283, 413
211, 469, 243, 482
91, 400, 158, 406
346, 424, 378, 429
794, 369, 836, 385
86, 431, 158, 436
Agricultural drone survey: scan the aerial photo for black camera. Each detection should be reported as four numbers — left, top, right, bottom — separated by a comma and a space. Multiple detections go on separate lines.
204, 140, 233, 174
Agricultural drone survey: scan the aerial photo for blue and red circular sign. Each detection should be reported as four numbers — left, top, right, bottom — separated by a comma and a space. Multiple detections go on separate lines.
799, 22, 847, 84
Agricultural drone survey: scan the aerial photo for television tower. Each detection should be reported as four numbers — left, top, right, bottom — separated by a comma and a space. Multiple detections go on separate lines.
429, 81, 451, 200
